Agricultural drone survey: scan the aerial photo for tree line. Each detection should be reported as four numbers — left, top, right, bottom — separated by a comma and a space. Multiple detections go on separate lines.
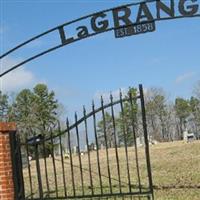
145, 85, 200, 141
0, 84, 59, 139
95, 83, 200, 145
1, 82, 200, 144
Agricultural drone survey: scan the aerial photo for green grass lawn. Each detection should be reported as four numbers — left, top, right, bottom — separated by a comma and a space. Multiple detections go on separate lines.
23, 140, 200, 200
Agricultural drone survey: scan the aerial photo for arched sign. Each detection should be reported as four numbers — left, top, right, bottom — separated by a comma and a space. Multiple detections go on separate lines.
0, 0, 200, 77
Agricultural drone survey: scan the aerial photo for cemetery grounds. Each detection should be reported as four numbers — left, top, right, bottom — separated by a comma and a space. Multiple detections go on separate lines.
23, 141, 200, 200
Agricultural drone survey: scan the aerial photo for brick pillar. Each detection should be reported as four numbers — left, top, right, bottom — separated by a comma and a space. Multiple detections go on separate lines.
0, 122, 16, 200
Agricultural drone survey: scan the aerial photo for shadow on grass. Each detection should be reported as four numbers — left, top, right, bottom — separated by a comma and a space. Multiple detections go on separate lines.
153, 185, 200, 190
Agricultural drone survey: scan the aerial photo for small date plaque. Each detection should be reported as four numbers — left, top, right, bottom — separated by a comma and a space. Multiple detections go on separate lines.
114, 21, 156, 38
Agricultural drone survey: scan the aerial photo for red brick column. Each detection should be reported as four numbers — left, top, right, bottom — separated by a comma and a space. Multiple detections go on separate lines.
0, 122, 16, 200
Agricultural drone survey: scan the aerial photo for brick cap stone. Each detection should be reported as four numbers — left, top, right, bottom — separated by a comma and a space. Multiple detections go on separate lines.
0, 122, 16, 132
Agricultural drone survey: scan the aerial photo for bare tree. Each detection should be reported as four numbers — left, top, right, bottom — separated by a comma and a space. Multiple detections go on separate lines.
193, 80, 200, 99
145, 88, 168, 141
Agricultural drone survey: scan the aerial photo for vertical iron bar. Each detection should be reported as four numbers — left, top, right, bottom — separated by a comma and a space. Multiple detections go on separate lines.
16, 133, 25, 200
10, 131, 24, 200
101, 96, 112, 194
129, 89, 142, 194
83, 106, 94, 195
66, 119, 76, 196
42, 137, 50, 197
119, 91, 132, 193
75, 113, 85, 195
50, 129, 58, 198
58, 123, 67, 197
92, 101, 103, 195
34, 141, 43, 199
139, 84, 154, 200
110, 94, 122, 193
25, 132, 33, 199
9, 131, 19, 200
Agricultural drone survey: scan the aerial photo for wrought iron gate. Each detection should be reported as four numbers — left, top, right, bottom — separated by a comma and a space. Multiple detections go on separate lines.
11, 85, 154, 200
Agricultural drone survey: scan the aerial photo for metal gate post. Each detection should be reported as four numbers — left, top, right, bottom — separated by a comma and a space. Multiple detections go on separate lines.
139, 84, 154, 200
9, 129, 25, 200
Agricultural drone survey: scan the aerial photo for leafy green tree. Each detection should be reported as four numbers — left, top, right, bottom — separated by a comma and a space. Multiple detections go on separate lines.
10, 84, 58, 137
9, 84, 59, 157
190, 97, 200, 135
97, 112, 114, 148
32, 84, 58, 157
0, 91, 9, 121
118, 88, 138, 146
33, 84, 58, 133
9, 89, 36, 137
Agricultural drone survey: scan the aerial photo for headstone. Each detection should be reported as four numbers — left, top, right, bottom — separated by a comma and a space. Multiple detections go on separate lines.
85, 145, 88, 152
183, 130, 188, 141
136, 137, 143, 147
73, 146, 78, 154
187, 133, 195, 142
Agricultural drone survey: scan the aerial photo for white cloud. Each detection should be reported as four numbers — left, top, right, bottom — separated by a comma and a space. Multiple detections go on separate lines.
0, 57, 39, 92
175, 71, 196, 84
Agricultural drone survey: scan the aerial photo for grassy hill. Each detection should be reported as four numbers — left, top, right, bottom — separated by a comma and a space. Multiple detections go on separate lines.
150, 141, 200, 200
23, 140, 200, 200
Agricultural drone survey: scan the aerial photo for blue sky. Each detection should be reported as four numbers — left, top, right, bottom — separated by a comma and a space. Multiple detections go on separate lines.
1, 0, 200, 117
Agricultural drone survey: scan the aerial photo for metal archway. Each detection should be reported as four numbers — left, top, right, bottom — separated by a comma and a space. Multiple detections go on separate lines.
0, 0, 200, 77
